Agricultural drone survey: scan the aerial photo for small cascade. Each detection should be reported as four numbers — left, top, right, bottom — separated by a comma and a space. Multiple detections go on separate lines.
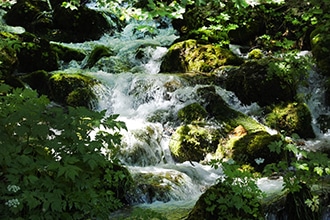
32, 2, 330, 217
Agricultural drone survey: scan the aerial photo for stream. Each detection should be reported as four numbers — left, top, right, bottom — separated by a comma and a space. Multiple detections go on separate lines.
5, 1, 330, 218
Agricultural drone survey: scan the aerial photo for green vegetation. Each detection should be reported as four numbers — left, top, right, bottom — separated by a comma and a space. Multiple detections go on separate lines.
264, 133, 330, 219
0, 83, 132, 219
188, 161, 265, 220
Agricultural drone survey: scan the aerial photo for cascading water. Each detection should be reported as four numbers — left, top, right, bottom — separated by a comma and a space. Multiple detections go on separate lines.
53, 4, 330, 219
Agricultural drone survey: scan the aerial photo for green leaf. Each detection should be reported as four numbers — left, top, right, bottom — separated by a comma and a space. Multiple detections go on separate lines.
314, 167, 323, 176
27, 175, 39, 184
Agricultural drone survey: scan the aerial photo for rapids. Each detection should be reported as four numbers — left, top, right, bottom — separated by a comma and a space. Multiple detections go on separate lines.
38, 3, 330, 219
56, 17, 289, 218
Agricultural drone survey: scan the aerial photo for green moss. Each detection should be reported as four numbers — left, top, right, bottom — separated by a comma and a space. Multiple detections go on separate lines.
196, 86, 265, 133
178, 102, 208, 123
49, 72, 97, 107
50, 43, 86, 62
248, 49, 264, 59
66, 88, 96, 108
83, 45, 113, 69
160, 40, 242, 73
265, 102, 315, 138
232, 131, 282, 172
169, 124, 222, 163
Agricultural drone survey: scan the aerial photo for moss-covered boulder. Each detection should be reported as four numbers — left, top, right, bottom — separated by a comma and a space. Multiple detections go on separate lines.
196, 86, 266, 133
82, 45, 113, 69
3, 0, 51, 33
224, 59, 295, 106
51, 4, 111, 42
170, 86, 271, 164
231, 131, 282, 172
160, 40, 243, 73
16, 32, 59, 72
3, 0, 120, 43
51, 43, 86, 63
265, 102, 315, 139
169, 124, 222, 163
310, 24, 330, 76
0, 33, 20, 86
48, 72, 97, 108
177, 102, 208, 123
128, 170, 187, 204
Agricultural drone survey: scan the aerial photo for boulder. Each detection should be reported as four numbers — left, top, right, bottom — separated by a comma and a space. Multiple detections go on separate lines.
310, 24, 330, 76
4, 0, 51, 33
0, 32, 19, 83
224, 59, 295, 106
177, 102, 208, 123
169, 124, 222, 163
160, 40, 242, 73
52, 4, 111, 42
48, 72, 97, 108
51, 43, 86, 63
3, 0, 118, 43
196, 86, 266, 133
265, 102, 315, 139
231, 131, 282, 172
16, 32, 59, 72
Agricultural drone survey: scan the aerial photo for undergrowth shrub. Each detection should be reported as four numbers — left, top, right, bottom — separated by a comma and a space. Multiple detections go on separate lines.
0, 83, 132, 219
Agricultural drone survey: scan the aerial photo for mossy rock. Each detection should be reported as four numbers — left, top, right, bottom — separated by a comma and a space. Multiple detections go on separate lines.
16, 32, 59, 72
52, 4, 112, 42
83, 45, 113, 69
196, 86, 266, 133
265, 102, 315, 138
20, 70, 51, 95
51, 43, 86, 63
48, 72, 97, 107
3, 0, 51, 33
248, 48, 264, 59
224, 59, 295, 106
160, 40, 243, 73
129, 171, 186, 203
169, 124, 222, 163
178, 102, 208, 123
0, 34, 19, 80
231, 131, 282, 172
310, 24, 330, 76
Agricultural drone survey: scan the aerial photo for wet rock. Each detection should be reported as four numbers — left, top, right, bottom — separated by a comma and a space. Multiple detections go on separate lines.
265, 102, 315, 139
16, 32, 59, 72
231, 131, 282, 172
224, 59, 295, 106
82, 45, 113, 69
4, 0, 51, 33
177, 102, 208, 123
310, 24, 330, 76
160, 40, 243, 73
52, 4, 112, 42
51, 43, 86, 63
48, 72, 97, 108
169, 124, 222, 163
